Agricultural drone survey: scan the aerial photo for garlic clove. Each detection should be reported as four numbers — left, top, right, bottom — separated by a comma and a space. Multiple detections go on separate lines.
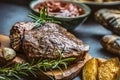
2, 47, 16, 61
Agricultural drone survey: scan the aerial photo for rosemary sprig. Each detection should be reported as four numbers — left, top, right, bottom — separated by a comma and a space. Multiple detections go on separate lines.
0, 50, 76, 80
28, 7, 61, 29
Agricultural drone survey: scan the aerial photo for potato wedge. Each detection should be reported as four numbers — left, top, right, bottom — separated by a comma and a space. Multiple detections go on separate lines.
97, 58, 106, 66
98, 58, 120, 80
95, 0, 103, 2
82, 58, 98, 80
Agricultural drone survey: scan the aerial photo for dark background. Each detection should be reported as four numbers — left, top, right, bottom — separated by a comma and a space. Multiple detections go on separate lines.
0, 0, 120, 80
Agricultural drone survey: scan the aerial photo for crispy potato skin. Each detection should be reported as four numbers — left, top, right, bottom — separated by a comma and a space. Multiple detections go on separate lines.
98, 58, 120, 80
82, 58, 120, 80
82, 58, 98, 80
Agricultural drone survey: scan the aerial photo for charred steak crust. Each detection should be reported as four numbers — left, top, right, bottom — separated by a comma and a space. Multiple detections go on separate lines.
9, 22, 35, 51
22, 23, 89, 61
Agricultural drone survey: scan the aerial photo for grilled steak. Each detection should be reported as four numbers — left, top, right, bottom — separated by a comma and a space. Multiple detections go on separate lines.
10, 22, 35, 51
23, 23, 89, 61
95, 9, 120, 35
10, 22, 89, 62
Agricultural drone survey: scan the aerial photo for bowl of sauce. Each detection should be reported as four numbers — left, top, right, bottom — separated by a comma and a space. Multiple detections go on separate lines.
30, 0, 91, 30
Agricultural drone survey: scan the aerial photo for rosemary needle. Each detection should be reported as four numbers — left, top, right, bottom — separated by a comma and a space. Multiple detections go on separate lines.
28, 8, 61, 29
0, 50, 76, 80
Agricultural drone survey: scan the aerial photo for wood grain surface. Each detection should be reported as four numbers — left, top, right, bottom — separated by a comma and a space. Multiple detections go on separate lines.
0, 34, 92, 80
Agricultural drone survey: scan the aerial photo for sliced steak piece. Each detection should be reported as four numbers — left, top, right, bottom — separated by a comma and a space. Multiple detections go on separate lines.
9, 22, 35, 51
22, 23, 89, 61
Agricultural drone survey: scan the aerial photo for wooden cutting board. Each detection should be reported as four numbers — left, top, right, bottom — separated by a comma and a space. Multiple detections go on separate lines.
0, 34, 92, 80
0, 34, 10, 48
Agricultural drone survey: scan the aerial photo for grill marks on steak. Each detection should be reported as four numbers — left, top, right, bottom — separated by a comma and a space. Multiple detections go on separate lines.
22, 23, 89, 61
10, 22, 35, 51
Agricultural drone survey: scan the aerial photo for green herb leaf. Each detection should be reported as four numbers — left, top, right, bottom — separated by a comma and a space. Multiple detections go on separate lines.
28, 7, 61, 29
0, 49, 76, 80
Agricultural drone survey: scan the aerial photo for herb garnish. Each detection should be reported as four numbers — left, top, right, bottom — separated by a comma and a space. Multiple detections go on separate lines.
0, 50, 76, 80
28, 7, 61, 29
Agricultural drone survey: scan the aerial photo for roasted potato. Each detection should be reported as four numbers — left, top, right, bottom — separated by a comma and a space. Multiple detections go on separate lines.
98, 58, 120, 80
82, 58, 98, 80
82, 58, 120, 80
97, 58, 106, 66
101, 35, 120, 56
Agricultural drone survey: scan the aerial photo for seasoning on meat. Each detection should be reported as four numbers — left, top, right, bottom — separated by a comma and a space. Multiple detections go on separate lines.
10, 22, 89, 62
